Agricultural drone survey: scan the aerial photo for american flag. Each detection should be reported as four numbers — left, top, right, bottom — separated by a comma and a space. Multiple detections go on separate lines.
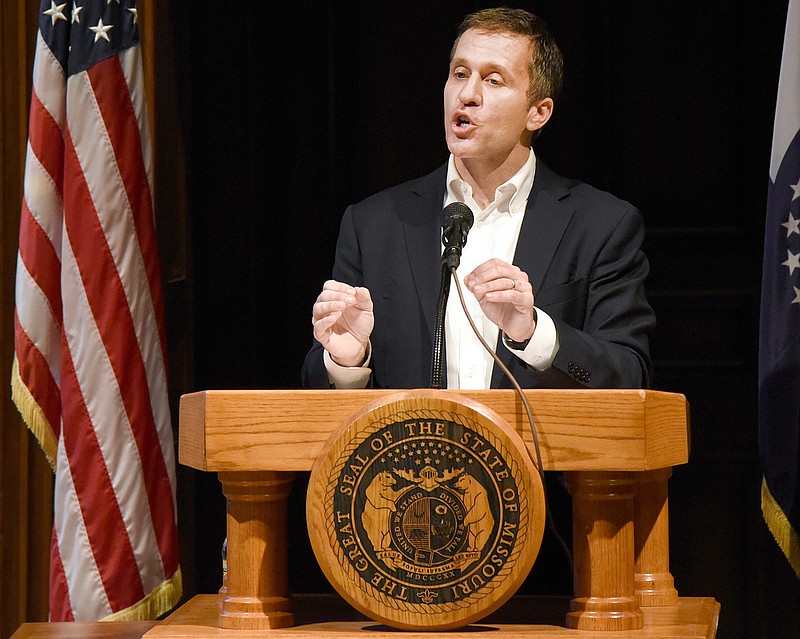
759, 0, 800, 579
11, 0, 181, 620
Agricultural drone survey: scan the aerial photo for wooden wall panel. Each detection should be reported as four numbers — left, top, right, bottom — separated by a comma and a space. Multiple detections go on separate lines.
0, 0, 54, 636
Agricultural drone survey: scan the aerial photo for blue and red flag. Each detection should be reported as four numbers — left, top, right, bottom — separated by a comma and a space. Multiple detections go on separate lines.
759, 0, 800, 579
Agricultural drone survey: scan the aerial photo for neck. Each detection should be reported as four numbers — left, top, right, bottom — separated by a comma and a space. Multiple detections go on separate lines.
454, 146, 530, 210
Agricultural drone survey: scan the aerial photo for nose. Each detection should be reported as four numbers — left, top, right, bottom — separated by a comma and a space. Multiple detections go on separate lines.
458, 75, 481, 106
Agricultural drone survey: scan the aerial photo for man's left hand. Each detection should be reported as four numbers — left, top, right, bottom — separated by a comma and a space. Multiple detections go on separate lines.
463, 258, 536, 342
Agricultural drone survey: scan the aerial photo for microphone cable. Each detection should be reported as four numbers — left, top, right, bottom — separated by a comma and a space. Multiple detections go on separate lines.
449, 265, 574, 573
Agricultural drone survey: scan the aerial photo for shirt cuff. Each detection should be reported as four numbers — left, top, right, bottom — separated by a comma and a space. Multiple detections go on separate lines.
323, 342, 372, 388
510, 307, 559, 371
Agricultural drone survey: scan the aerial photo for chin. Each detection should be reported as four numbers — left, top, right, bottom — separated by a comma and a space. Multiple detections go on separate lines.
446, 139, 477, 158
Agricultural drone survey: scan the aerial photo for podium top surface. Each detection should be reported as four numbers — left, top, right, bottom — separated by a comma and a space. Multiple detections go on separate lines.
178, 389, 689, 473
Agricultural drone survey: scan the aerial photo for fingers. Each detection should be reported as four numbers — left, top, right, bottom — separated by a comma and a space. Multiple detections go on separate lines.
462, 260, 536, 340
351, 285, 374, 311
312, 280, 373, 323
463, 259, 532, 303
311, 281, 375, 363
318, 280, 372, 307
316, 280, 356, 308
312, 310, 341, 341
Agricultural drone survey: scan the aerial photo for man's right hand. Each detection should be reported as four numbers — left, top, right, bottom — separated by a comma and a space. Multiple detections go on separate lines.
311, 280, 374, 367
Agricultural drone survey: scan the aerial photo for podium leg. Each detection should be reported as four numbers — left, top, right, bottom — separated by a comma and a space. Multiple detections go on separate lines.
634, 468, 679, 606
565, 471, 644, 631
218, 471, 295, 630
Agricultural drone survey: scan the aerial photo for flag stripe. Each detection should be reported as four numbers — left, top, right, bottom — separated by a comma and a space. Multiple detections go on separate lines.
49, 527, 74, 622
18, 200, 62, 322
759, 0, 800, 579
53, 408, 114, 621
27, 91, 65, 204
770, 0, 800, 181
82, 59, 176, 496
61, 220, 166, 594
62, 115, 177, 574
31, 32, 65, 131
118, 48, 154, 200
60, 320, 146, 612
14, 248, 61, 383
88, 56, 167, 358
13, 311, 60, 433
22, 147, 63, 264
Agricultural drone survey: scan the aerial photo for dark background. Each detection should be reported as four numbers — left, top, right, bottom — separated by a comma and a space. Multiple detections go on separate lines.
158, 2, 800, 638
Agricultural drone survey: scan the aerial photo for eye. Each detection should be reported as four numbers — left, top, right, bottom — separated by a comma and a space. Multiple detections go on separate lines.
453, 68, 468, 80
485, 74, 503, 86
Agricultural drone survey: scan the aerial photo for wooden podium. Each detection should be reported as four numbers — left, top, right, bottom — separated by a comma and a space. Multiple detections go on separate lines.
145, 388, 719, 639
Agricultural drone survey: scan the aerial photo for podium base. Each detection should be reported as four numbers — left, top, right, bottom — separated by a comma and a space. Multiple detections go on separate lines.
140, 594, 718, 639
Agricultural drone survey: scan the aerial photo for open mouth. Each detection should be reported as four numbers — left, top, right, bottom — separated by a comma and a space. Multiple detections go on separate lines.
455, 114, 472, 128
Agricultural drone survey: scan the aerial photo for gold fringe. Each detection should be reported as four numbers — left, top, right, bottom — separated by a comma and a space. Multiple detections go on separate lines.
103, 568, 183, 621
761, 477, 800, 578
11, 356, 57, 471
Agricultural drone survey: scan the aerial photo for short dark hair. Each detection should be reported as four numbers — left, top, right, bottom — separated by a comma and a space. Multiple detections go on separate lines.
451, 7, 564, 106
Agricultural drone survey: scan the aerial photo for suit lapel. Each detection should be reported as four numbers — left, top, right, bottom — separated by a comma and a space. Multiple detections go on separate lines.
512, 162, 574, 293
401, 161, 572, 322
402, 164, 448, 341
398, 161, 574, 389
491, 162, 574, 388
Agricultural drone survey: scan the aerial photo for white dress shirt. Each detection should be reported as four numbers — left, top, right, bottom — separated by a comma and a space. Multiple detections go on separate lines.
324, 150, 559, 388
443, 150, 558, 389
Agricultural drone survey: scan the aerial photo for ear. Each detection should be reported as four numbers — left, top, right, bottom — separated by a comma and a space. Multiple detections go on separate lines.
526, 97, 554, 133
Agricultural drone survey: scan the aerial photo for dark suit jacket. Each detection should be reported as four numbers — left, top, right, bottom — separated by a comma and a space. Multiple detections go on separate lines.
302, 161, 655, 390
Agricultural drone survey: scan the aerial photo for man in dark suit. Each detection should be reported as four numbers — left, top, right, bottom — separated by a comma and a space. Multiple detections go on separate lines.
302, 7, 654, 392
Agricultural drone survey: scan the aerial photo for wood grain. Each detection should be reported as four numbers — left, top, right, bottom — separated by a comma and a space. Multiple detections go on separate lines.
11, 622, 157, 639
565, 472, 643, 631
177, 389, 691, 632
634, 469, 679, 606
179, 389, 689, 473
218, 471, 295, 630
141, 594, 719, 638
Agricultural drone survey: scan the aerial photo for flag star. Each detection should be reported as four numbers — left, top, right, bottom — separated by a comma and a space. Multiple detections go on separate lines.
72, 5, 83, 23
783, 249, 800, 275
90, 18, 113, 42
128, 8, 138, 24
44, 1, 67, 25
782, 213, 800, 237
793, 287, 800, 305
792, 181, 800, 201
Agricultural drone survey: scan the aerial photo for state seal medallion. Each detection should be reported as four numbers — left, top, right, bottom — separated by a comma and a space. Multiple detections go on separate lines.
307, 391, 546, 630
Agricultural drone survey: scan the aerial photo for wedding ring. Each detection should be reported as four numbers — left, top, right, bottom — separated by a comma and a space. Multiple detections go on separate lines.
510, 278, 517, 289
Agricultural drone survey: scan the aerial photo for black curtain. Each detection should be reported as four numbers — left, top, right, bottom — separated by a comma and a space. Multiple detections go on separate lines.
170, 2, 800, 637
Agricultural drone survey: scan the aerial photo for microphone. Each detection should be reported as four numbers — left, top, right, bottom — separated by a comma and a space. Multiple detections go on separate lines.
431, 202, 474, 388
441, 202, 474, 269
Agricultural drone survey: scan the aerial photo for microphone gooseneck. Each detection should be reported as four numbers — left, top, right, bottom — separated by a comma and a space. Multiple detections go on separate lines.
430, 201, 573, 570
431, 202, 475, 388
